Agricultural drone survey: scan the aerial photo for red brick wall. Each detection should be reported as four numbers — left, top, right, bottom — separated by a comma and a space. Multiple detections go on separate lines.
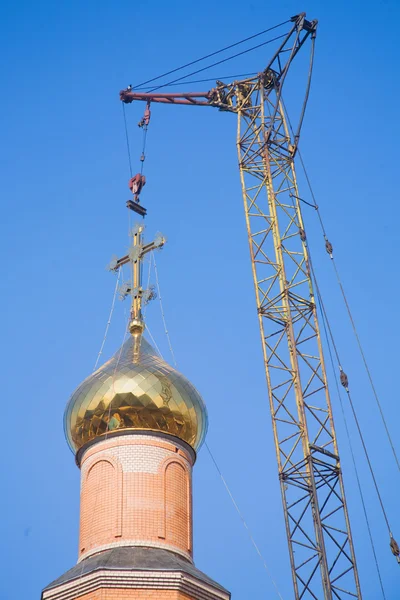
43, 435, 230, 600
165, 461, 191, 552
78, 435, 193, 560
80, 459, 120, 553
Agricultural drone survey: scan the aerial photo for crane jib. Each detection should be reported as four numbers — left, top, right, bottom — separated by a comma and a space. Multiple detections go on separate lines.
120, 13, 363, 600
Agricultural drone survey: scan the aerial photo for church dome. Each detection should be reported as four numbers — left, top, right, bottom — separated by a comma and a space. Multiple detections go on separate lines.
64, 336, 208, 453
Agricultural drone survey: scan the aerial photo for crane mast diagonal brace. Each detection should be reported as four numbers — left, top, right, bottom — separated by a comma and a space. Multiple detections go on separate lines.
121, 14, 362, 600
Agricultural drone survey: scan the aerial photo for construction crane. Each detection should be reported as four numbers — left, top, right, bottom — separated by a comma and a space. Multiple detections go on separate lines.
120, 13, 362, 600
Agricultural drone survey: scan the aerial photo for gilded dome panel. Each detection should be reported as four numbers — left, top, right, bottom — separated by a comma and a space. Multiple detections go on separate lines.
64, 337, 208, 452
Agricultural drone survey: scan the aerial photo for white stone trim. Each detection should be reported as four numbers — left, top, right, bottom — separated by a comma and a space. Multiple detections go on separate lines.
81, 443, 192, 476
42, 569, 230, 600
80, 433, 194, 466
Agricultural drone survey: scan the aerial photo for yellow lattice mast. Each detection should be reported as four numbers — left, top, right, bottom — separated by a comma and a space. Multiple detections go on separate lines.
234, 85, 361, 599
120, 13, 362, 599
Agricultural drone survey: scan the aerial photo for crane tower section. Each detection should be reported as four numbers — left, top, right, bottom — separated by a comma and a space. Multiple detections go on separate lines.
121, 14, 362, 599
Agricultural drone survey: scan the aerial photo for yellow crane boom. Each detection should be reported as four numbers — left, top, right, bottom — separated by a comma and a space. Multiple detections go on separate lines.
120, 13, 362, 599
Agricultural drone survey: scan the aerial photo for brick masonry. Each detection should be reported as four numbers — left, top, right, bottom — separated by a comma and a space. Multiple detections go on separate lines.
42, 433, 230, 600
78, 434, 193, 562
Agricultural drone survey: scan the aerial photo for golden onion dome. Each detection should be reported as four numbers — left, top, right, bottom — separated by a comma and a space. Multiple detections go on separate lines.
64, 336, 208, 452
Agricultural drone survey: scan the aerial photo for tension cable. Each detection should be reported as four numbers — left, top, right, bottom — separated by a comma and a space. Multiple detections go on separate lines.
132, 20, 291, 90
283, 100, 400, 477
307, 249, 400, 564
318, 287, 387, 597
147, 260, 285, 597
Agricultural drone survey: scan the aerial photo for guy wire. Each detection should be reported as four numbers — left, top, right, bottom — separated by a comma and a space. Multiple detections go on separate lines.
148, 32, 289, 93
150, 260, 285, 598
132, 20, 290, 89
93, 269, 121, 371
308, 252, 392, 535
283, 98, 400, 475
317, 281, 387, 599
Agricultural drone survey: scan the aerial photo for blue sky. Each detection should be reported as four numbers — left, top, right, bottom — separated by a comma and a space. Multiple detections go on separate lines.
2, 0, 400, 598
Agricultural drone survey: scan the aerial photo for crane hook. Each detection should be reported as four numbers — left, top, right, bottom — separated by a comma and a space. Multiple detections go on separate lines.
138, 101, 151, 128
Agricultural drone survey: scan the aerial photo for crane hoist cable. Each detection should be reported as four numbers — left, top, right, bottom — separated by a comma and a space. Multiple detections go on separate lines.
282, 99, 400, 477
121, 99, 151, 217
318, 291, 387, 598
132, 20, 291, 90
122, 103, 133, 178
138, 102, 150, 176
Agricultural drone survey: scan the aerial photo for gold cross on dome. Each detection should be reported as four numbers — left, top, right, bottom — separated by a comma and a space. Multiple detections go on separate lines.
109, 223, 166, 361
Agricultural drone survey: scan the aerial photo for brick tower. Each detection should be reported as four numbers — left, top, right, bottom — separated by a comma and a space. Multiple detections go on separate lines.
42, 220, 230, 599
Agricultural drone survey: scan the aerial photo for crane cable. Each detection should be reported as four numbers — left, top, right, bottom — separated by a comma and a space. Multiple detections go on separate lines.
122, 103, 133, 178
88, 201, 285, 595
135, 72, 258, 91
143, 253, 164, 358
132, 20, 291, 90
76, 278, 129, 595
152, 253, 177, 368
140, 117, 149, 176
282, 100, 400, 477
306, 248, 400, 563
83, 97, 142, 586
300, 149, 400, 475
205, 442, 284, 600
283, 96, 400, 558
152, 259, 285, 599
147, 32, 289, 93
122, 93, 150, 196
108, 269, 130, 435
317, 284, 387, 598
93, 268, 122, 371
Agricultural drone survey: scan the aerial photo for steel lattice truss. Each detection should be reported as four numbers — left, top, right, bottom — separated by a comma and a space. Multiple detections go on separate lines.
120, 13, 362, 599
235, 85, 360, 600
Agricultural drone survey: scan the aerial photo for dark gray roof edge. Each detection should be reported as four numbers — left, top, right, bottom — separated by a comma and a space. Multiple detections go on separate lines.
42, 546, 229, 595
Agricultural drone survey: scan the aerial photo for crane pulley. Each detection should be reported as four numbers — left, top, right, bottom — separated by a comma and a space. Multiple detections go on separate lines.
120, 13, 367, 599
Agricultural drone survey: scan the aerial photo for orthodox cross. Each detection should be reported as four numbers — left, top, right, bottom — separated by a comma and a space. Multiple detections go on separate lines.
109, 223, 165, 361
